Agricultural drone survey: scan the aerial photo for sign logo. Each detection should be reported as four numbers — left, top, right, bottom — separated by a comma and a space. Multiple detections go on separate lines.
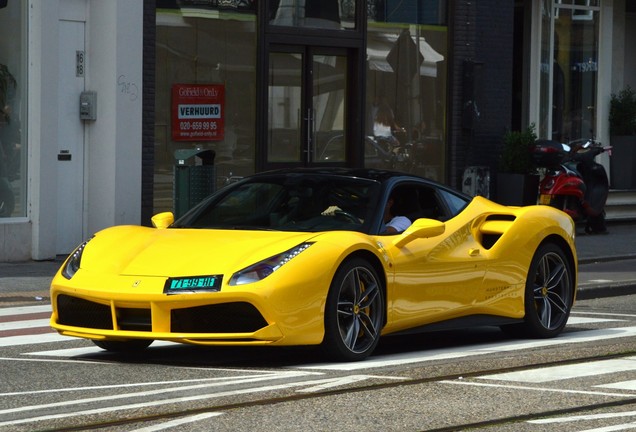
171, 83, 225, 142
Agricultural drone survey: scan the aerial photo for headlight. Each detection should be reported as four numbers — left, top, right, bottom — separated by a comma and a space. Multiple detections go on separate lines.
61, 238, 92, 279
229, 242, 313, 286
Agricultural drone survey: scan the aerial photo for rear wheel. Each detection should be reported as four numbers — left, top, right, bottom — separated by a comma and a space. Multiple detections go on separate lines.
322, 258, 384, 362
93, 339, 153, 352
502, 243, 573, 338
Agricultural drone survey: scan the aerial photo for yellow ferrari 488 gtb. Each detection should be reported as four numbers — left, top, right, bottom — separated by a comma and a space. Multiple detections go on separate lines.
50, 168, 577, 361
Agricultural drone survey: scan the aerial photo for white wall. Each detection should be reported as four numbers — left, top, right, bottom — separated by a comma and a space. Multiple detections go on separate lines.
24, 0, 143, 260
86, 1, 143, 236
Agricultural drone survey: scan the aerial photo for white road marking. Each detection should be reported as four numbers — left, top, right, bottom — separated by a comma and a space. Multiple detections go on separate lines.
0, 332, 69, 347
439, 379, 632, 399
568, 317, 624, 324
0, 373, 398, 429
572, 312, 636, 318
577, 423, 636, 432
27, 340, 176, 357
0, 356, 112, 366
584, 279, 615, 284
128, 413, 224, 432
527, 410, 636, 424
299, 326, 636, 371
296, 374, 407, 393
0, 318, 51, 331
0, 305, 51, 316
597, 380, 636, 391
480, 357, 636, 383
0, 372, 313, 397
0, 370, 317, 416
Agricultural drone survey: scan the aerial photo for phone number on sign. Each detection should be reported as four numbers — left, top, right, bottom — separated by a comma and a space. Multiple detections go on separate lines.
179, 121, 218, 131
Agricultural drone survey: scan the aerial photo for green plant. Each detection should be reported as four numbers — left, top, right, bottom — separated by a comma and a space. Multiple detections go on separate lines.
609, 86, 636, 136
499, 124, 537, 174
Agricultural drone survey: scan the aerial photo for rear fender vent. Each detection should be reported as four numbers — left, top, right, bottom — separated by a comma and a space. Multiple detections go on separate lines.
478, 215, 516, 249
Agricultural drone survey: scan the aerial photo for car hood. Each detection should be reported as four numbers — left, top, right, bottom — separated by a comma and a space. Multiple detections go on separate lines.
78, 225, 320, 277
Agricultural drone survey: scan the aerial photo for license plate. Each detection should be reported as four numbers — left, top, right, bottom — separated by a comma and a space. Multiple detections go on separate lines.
164, 275, 222, 293
539, 194, 552, 205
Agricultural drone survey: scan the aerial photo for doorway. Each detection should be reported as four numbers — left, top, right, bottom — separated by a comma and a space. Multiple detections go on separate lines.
265, 45, 351, 168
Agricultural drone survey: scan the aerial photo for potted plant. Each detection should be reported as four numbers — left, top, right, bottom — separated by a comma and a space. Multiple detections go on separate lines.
496, 124, 540, 206
609, 86, 636, 189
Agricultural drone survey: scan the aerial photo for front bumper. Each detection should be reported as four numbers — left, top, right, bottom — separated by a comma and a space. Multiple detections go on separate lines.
50, 272, 327, 346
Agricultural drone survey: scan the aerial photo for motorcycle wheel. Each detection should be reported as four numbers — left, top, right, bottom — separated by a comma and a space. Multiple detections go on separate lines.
585, 211, 608, 234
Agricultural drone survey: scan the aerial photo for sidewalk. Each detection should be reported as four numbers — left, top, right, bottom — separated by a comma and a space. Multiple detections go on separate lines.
576, 222, 636, 264
0, 222, 635, 305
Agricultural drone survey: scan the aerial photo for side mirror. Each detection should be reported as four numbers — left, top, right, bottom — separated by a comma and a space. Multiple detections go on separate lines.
393, 218, 445, 248
151, 212, 174, 229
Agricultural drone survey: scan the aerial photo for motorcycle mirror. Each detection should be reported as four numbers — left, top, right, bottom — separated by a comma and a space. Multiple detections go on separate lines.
562, 144, 571, 152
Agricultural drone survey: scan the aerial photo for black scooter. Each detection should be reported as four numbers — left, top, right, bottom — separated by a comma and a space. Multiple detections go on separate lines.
533, 138, 611, 234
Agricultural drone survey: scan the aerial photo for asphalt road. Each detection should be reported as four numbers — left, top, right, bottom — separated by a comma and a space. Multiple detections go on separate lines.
1, 294, 636, 431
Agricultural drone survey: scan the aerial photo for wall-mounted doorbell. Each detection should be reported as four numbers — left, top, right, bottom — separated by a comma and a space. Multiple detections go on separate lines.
80, 91, 97, 121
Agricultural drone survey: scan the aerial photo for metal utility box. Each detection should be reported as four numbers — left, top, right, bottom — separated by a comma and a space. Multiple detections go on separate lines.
174, 149, 216, 218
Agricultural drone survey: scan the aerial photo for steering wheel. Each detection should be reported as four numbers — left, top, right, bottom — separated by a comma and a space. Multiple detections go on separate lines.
334, 210, 360, 224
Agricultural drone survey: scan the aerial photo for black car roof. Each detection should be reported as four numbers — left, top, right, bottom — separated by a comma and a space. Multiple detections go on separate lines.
252, 167, 424, 183
244, 168, 472, 201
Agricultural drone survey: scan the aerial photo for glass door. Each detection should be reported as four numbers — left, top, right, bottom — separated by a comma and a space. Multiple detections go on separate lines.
539, 0, 600, 142
266, 46, 349, 167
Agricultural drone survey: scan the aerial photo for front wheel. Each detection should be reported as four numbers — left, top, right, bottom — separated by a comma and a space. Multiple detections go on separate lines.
322, 258, 385, 362
502, 243, 574, 338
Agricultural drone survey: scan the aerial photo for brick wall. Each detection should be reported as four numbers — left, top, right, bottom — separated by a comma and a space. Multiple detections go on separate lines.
449, 0, 514, 194
142, 0, 156, 226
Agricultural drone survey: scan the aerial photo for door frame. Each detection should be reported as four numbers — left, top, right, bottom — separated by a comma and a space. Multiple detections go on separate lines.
256, 2, 366, 171
265, 44, 353, 168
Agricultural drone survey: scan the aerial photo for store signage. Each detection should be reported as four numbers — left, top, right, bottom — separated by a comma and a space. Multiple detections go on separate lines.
171, 83, 225, 141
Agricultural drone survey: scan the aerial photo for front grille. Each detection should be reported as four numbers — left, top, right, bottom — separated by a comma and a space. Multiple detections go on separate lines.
116, 308, 151, 331
57, 295, 113, 330
171, 302, 268, 333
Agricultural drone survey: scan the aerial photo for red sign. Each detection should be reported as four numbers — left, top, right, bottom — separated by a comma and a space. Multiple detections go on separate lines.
171, 84, 224, 141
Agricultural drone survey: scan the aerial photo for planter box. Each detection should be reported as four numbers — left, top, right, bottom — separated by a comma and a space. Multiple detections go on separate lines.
610, 136, 636, 189
496, 173, 540, 206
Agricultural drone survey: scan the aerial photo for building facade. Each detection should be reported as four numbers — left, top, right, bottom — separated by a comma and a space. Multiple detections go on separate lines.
0, 0, 633, 261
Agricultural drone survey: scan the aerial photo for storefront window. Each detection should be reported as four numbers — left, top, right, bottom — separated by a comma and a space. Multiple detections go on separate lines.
540, 0, 600, 142
366, 1, 448, 181
268, 0, 356, 30
155, 1, 257, 214
0, 1, 26, 218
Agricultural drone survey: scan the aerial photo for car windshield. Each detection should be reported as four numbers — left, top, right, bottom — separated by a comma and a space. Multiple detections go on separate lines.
174, 174, 382, 233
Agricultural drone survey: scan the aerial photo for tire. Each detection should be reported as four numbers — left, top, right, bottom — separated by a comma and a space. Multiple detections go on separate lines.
93, 339, 153, 352
502, 243, 574, 338
322, 258, 385, 362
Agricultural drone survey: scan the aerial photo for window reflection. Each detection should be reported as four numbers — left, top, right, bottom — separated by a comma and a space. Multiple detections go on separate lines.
540, 1, 599, 142
268, 0, 356, 30
366, 1, 448, 181
155, 4, 257, 214
0, 1, 25, 218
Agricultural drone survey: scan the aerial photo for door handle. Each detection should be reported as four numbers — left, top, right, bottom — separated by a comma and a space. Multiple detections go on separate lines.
304, 108, 314, 163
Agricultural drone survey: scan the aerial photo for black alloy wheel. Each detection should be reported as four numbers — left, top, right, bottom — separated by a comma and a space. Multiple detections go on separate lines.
322, 258, 385, 362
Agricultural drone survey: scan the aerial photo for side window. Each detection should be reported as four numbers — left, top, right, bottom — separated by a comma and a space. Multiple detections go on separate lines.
389, 184, 446, 221
438, 189, 470, 217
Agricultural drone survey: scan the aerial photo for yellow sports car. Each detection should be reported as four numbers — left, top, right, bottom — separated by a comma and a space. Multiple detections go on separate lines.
50, 168, 577, 361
